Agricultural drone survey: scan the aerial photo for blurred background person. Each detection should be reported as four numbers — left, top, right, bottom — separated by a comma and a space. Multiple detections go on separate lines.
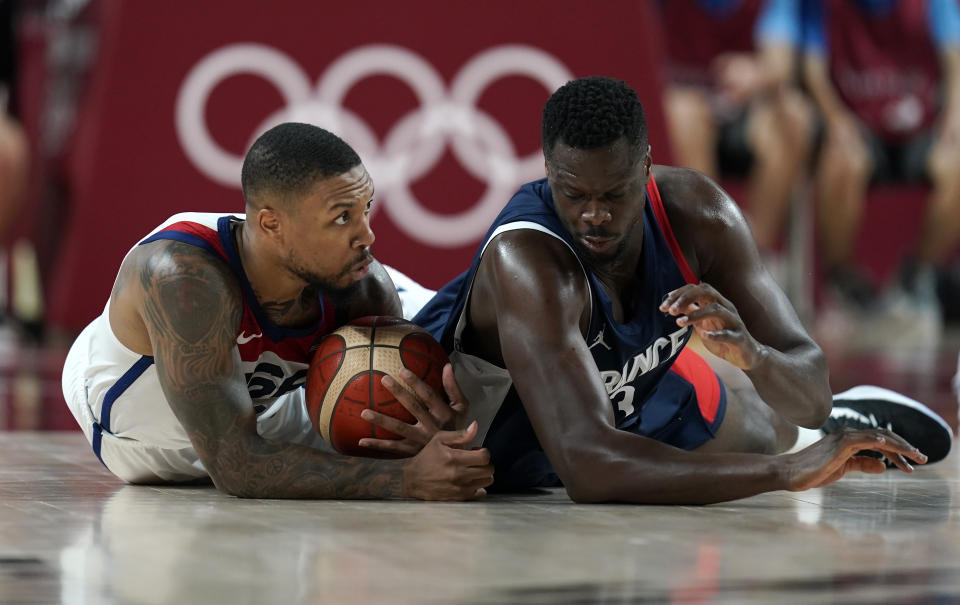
802, 0, 960, 338
0, 0, 29, 311
657, 0, 812, 277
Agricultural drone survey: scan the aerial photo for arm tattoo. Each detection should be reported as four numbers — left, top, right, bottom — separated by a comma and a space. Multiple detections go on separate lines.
138, 242, 403, 498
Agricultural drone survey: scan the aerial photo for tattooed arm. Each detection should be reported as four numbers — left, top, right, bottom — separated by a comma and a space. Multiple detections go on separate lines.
136, 241, 492, 499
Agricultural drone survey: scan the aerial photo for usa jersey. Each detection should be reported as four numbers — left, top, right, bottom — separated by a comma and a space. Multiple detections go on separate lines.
140, 212, 338, 412
414, 176, 698, 430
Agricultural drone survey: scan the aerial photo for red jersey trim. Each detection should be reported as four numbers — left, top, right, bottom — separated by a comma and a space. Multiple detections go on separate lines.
670, 347, 720, 424
646, 175, 698, 284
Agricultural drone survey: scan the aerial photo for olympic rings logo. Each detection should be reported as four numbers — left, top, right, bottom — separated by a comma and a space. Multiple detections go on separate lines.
175, 44, 573, 246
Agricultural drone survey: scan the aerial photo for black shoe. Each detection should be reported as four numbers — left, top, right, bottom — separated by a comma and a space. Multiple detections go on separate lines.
824, 385, 953, 464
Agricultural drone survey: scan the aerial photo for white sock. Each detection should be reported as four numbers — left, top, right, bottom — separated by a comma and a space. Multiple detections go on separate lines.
786, 426, 825, 454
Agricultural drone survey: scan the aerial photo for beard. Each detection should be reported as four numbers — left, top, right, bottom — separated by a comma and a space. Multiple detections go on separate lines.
286, 250, 372, 304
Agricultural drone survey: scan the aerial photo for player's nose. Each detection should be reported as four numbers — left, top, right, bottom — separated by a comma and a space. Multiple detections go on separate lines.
581, 200, 612, 226
355, 216, 375, 248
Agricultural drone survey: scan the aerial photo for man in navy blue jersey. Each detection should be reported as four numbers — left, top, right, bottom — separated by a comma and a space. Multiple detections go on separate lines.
383, 76, 953, 504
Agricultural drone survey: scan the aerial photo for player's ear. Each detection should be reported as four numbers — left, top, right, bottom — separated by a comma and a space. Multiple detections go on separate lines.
257, 207, 283, 241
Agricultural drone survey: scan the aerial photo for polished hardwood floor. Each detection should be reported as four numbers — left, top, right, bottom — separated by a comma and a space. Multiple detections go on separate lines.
1, 322, 959, 604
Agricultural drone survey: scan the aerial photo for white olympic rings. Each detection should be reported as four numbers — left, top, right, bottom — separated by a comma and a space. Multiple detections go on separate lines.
175, 43, 573, 246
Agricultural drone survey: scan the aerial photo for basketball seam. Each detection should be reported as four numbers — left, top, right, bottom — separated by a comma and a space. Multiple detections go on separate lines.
316, 334, 347, 445
312, 343, 432, 364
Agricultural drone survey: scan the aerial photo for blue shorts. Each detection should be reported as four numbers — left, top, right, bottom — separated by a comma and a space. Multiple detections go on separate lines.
484, 347, 728, 490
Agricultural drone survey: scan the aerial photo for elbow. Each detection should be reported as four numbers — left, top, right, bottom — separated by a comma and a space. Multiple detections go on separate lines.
565, 481, 609, 504
792, 387, 832, 429
208, 470, 259, 498
807, 372, 835, 429
550, 443, 616, 504
203, 441, 269, 499
804, 398, 833, 430
792, 348, 833, 429
215, 481, 259, 499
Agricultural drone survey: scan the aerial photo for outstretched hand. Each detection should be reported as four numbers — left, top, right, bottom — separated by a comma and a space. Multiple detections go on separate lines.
358, 364, 469, 456
784, 428, 928, 491
659, 283, 762, 369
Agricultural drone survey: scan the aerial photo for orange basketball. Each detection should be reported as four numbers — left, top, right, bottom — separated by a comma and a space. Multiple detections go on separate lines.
305, 316, 450, 457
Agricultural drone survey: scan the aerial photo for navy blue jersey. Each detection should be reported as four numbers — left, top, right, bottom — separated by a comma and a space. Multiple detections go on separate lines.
414, 175, 698, 430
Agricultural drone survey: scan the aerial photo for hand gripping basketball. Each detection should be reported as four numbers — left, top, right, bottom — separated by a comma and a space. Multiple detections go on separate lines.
305, 316, 454, 457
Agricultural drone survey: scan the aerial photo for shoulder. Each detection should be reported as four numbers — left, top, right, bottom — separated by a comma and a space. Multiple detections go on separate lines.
131, 239, 243, 317
485, 226, 583, 278
109, 238, 244, 350
467, 226, 591, 353
477, 226, 589, 313
652, 165, 742, 232
135, 239, 238, 286
651, 165, 751, 278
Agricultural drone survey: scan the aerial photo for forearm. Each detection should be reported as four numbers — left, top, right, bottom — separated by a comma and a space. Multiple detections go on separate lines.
204, 431, 406, 499
562, 434, 787, 504
743, 342, 833, 428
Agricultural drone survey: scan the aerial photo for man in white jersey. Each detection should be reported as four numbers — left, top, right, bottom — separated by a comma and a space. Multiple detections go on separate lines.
61, 122, 493, 500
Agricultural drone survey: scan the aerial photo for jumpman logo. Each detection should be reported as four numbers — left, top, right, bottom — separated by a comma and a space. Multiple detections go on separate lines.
237, 331, 263, 345
588, 326, 612, 351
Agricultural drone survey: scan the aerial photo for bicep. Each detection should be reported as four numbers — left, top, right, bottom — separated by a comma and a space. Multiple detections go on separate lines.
698, 194, 810, 351
481, 236, 617, 444
137, 244, 253, 461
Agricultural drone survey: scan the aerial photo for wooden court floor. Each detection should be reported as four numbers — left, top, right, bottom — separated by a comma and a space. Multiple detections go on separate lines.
2, 432, 959, 604
1, 331, 959, 604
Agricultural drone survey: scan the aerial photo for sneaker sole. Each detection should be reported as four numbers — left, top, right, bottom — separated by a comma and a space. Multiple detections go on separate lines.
833, 385, 954, 463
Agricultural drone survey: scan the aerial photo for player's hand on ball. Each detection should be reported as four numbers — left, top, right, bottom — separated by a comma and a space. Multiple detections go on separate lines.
359, 363, 469, 456
401, 420, 494, 501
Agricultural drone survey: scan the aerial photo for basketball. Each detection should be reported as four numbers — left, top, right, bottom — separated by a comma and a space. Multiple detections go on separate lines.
305, 316, 450, 457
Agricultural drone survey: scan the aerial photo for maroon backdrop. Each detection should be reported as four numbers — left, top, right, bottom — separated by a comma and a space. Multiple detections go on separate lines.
46, 1, 673, 333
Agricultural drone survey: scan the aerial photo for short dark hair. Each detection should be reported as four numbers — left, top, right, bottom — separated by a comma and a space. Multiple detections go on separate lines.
541, 76, 648, 160
241, 122, 362, 206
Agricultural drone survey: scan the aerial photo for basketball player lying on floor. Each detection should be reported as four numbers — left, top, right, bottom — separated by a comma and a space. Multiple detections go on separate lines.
387, 76, 954, 505
61, 122, 494, 500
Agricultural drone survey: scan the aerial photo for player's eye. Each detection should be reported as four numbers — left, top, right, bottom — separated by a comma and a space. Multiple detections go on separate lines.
334, 211, 350, 225
364, 200, 373, 213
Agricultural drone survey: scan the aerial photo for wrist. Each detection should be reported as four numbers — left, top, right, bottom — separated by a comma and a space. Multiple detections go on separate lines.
744, 341, 770, 372
398, 459, 412, 499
